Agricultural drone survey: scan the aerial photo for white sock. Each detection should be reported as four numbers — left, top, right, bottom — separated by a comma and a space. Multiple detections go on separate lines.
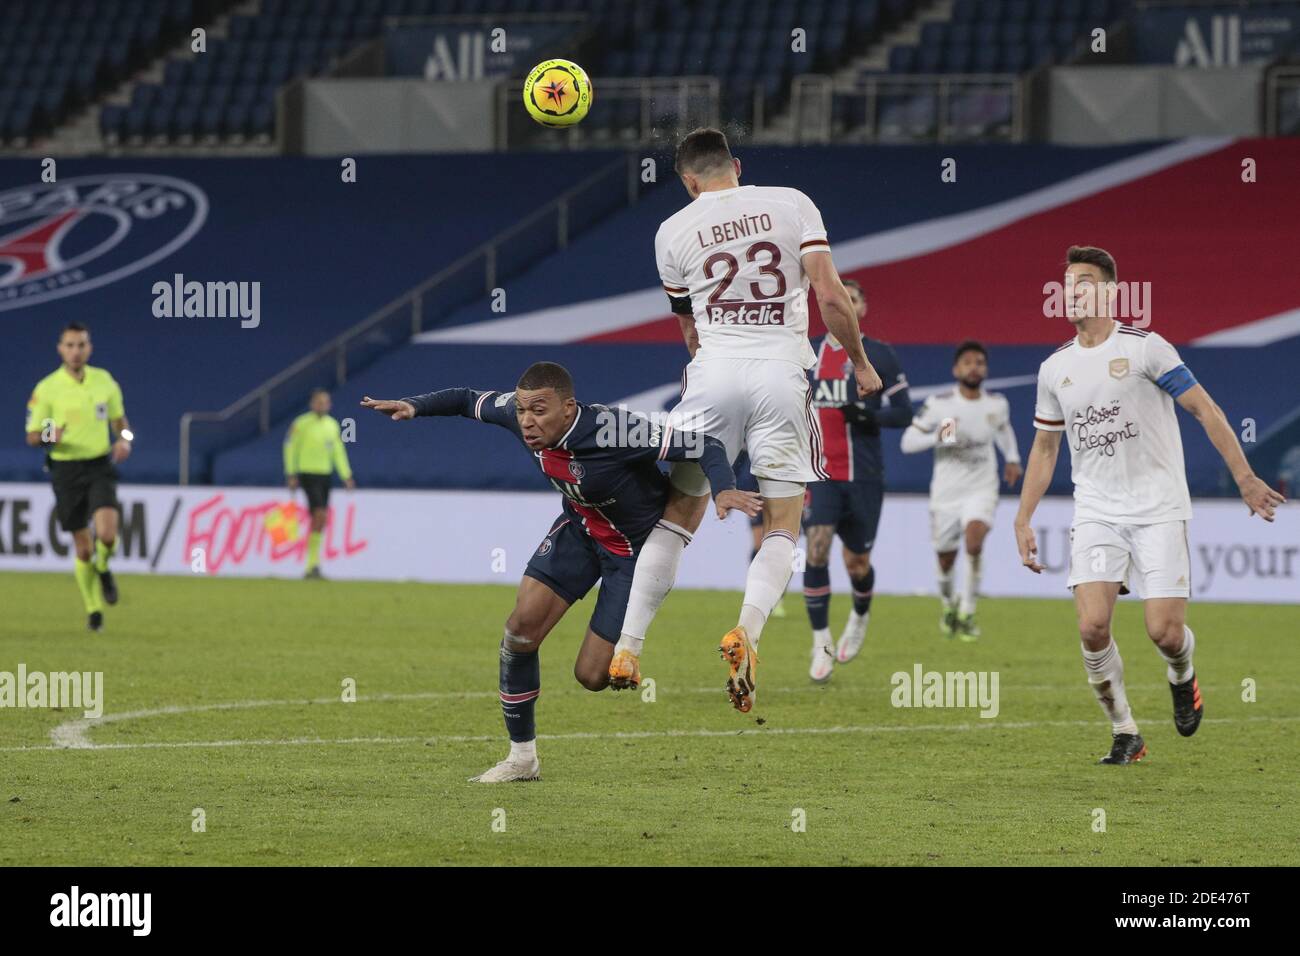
510, 738, 537, 762
959, 553, 981, 616
937, 562, 954, 603
845, 609, 868, 632
617, 521, 692, 649
812, 626, 832, 650
1159, 625, 1196, 685
614, 634, 644, 656
1082, 640, 1138, 735
739, 529, 796, 647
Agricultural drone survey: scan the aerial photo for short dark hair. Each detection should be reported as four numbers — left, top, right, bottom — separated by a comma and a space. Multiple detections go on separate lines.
1066, 245, 1117, 282
674, 127, 734, 177
516, 361, 574, 398
843, 279, 863, 295
954, 339, 987, 363
60, 321, 89, 338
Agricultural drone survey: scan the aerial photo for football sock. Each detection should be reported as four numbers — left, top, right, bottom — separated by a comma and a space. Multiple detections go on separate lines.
509, 738, 537, 762
937, 562, 955, 604
802, 563, 831, 630
959, 553, 981, 616
1082, 639, 1139, 735
305, 531, 322, 571
739, 529, 796, 647
811, 627, 833, 653
74, 558, 103, 614
93, 537, 116, 574
499, 634, 540, 744
1159, 625, 1196, 685
850, 566, 875, 617
616, 520, 692, 654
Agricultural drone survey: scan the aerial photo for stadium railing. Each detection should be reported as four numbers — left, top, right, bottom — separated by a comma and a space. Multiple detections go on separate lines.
496, 75, 721, 149
790, 73, 1025, 143
177, 152, 642, 484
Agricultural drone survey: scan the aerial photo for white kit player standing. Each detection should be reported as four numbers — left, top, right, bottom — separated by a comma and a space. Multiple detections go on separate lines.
605, 127, 883, 712
901, 340, 1022, 641
1015, 246, 1284, 765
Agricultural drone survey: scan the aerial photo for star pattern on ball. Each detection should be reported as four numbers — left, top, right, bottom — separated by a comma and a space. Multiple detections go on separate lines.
541, 77, 570, 107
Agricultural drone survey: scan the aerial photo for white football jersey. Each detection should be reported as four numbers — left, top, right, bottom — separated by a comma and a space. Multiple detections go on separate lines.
1034, 321, 1194, 524
910, 389, 1019, 504
654, 184, 828, 370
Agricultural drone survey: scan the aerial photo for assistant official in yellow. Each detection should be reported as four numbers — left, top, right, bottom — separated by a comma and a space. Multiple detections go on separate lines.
284, 388, 355, 579
25, 322, 133, 632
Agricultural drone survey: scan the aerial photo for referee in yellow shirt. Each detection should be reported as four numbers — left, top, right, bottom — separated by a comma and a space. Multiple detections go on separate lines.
284, 388, 355, 579
25, 322, 133, 632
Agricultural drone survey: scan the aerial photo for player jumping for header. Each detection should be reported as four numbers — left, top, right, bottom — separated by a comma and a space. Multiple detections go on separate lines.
362, 362, 758, 782
1015, 246, 1284, 765
608, 127, 882, 713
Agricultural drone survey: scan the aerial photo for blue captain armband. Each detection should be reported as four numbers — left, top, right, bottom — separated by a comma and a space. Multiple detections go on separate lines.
1156, 364, 1197, 398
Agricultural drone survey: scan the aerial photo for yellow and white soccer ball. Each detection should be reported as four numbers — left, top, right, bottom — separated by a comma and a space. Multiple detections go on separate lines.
522, 58, 593, 128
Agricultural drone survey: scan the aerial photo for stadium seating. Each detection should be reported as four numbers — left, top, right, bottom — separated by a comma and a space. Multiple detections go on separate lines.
894, 0, 1133, 76
0, 0, 231, 145
105, 0, 898, 146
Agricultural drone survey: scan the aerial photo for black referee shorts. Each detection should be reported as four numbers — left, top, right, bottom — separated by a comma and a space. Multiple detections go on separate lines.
49, 455, 120, 533
298, 473, 332, 511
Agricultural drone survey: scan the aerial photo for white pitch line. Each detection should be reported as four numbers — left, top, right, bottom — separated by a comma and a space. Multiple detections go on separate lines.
7, 710, 1297, 755
37, 682, 1192, 751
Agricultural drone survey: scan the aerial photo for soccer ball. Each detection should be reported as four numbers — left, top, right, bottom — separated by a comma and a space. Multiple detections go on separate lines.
522, 58, 593, 128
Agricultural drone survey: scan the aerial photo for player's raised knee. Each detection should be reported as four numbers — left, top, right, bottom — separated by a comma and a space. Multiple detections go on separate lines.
573, 661, 609, 691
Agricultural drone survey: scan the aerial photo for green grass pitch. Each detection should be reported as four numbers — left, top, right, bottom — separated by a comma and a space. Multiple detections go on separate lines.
1, 571, 1297, 866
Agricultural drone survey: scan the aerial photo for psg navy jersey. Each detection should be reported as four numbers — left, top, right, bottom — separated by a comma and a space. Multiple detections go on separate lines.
401, 387, 736, 557
808, 334, 913, 482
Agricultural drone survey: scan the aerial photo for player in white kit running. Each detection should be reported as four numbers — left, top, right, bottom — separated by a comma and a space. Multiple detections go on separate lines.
901, 340, 1021, 641
1015, 246, 1284, 765
606, 127, 883, 712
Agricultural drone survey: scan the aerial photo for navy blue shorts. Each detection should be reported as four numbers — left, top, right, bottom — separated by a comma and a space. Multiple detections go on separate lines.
523, 515, 637, 644
804, 479, 884, 554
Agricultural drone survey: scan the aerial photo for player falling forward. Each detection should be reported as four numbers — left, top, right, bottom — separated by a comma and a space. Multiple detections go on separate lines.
901, 340, 1021, 642
804, 279, 912, 682
607, 127, 882, 713
362, 362, 757, 782
1015, 246, 1284, 765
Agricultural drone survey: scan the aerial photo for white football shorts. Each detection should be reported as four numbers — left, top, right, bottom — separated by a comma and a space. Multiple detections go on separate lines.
1066, 519, 1191, 599
930, 493, 998, 553
667, 356, 824, 496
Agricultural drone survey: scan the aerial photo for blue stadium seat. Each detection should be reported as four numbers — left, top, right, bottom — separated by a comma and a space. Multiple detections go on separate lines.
1005, 0, 1031, 21
888, 45, 916, 72
946, 44, 972, 72
1001, 23, 1025, 44
100, 103, 127, 137
973, 45, 998, 72
920, 22, 947, 49
952, 0, 977, 19
1002, 44, 1029, 72
918, 45, 943, 72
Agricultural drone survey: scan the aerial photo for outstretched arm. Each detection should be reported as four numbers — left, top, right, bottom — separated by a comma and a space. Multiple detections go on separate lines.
362, 388, 519, 432
1177, 384, 1285, 521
